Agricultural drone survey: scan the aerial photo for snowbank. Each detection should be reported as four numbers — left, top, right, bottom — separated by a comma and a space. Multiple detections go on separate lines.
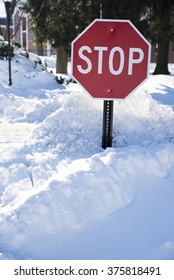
0, 55, 174, 259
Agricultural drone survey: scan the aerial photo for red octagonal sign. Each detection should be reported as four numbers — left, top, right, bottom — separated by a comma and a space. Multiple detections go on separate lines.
71, 19, 151, 99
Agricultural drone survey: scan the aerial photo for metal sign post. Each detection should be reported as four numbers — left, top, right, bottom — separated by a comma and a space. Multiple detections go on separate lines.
102, 100, 114, 149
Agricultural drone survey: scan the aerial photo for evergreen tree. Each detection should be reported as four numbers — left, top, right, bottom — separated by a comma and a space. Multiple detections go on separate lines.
102, 0, 174, 75
22, 0, 146, 73
146, 0, 174, 75
22, 1, 174, 74
22, 0, 49, 55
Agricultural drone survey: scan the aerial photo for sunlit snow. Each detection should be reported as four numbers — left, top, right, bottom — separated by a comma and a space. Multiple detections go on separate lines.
0, 53, 174, 260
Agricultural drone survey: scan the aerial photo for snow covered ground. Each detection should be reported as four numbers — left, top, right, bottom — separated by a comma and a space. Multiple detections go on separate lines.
0, 54, 174, 260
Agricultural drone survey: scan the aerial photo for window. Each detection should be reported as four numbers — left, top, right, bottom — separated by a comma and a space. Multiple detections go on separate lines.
22, 17, 26, 31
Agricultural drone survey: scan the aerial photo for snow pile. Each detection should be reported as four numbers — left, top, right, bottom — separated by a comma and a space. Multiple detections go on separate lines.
33, 87, 174, 156
0, 55, 174, 260
0, 55, 64, 123
113, 89, 174, 147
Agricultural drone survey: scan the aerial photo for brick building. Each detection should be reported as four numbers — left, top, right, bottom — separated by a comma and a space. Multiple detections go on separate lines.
0, 4, 54, 55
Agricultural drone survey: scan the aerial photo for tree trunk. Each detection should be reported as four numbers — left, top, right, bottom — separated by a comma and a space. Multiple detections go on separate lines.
152, 1, 171, 75
56, 46, 68, 74
153, 39, 170, 75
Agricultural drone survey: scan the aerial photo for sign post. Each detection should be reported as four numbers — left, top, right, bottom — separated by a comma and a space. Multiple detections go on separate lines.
71, 19, 151, 148
102, 100, 113, 148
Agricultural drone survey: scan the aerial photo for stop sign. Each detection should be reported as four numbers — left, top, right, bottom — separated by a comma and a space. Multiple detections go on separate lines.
71, 19, 151, 99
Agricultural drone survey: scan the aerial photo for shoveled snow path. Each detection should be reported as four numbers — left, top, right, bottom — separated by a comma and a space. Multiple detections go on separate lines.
0, 123, 37, 163
0, 123, 37, 146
